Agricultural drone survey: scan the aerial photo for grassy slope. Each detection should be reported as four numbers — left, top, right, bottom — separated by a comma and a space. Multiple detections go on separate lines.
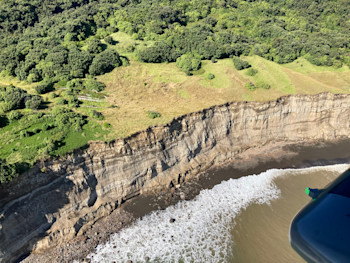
94, 33, 350, 138
98, 58, 349, 139
0, 78, 111, 164
0, 114, 109, 164
1, 31, 349, 149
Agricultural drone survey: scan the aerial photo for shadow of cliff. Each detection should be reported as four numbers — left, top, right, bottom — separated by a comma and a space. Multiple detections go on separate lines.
0, 170, 76, 263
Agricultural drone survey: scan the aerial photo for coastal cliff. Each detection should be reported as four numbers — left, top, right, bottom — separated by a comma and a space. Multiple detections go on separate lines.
1, 93, 350, 262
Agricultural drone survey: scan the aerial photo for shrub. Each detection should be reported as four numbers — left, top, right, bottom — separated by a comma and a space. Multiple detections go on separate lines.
67, 79, 84, 92
57, 80, 68, 87
0, 159, 17, 184
90, 110, 104, 120
86, 39, 103, 54
0, 85, 29, 112
25, 96, 42, 110
104, 36, 114, 45
42, 123, 49, 131
55, 97, 67, 105
27, 71, 42, 83
246, 68, 258, 76
103, 122, 111, 128
125, 43, 136, 53
84, 78, 106, 92
233, 57, 251, 70
35, 82, 54, 94
256, 81, 271, 89
176, 54, 201, 73
34, 85, 46, 95
245, 82, 256, 91
207, 73, 215, 80
33, 128, 41, 134
65, 95, 79, 107
0, 103, 14, 113
52, 108, 85, 131
96, 28, 109, 39
147, 111, 161, 119
7, 111, 22, 122
49, 93, 58, 99
120, 57, 130, 66
20, 130, 29, 138
89, 50, 122, 76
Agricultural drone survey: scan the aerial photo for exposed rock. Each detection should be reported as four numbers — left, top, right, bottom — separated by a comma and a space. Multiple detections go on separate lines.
180, 192, 186, 200
1, 93, 350, 262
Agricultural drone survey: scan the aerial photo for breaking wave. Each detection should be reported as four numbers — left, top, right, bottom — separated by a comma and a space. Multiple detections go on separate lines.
87, 164, 349, 263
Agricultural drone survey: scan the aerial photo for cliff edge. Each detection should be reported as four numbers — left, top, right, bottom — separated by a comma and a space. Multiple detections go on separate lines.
1, 93, 349, 262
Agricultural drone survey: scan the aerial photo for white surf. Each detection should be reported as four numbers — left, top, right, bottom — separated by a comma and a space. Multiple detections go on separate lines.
87, 164, 349, 263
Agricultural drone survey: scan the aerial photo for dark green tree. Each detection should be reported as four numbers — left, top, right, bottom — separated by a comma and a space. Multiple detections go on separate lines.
25, 96, 43, 110
89, 49, 122, 76
233, 57, 251, 70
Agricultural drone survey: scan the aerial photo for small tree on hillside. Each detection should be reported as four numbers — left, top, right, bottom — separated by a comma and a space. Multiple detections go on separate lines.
176, 54, 201, 74
89, 50, 122, 76
233, 57, 251, 70
25, 96, 42, 110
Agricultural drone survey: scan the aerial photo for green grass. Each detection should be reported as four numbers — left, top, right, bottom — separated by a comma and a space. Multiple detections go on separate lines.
0, 113, 108, 165
78, 100, 109, 109
98, 55, 350, 139
284, 57, 350, 74
242, 56, 295, 93
54, 121, 108, 156
0, 116, 54, 163
141, 62, 188, 83
1, 54, 349, 168
200, 59, 234, 89
110, 31, 154, 59
0, 74, 37, 94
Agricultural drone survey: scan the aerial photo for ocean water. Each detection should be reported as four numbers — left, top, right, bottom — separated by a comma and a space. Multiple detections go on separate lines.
87, 164, 350, 263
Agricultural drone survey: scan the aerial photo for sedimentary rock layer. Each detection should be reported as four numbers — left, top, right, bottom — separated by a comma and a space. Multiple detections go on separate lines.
0, 93, 349, 262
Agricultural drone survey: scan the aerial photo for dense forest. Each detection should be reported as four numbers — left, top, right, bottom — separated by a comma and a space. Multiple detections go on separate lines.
0, 0, 349, 183
0, 0, 349, 82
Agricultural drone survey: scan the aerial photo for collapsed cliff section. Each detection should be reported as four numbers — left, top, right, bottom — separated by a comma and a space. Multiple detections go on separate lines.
1, 93, 350, 262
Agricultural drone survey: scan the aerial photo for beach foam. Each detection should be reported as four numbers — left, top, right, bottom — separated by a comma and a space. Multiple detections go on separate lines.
87, 164, 349, 263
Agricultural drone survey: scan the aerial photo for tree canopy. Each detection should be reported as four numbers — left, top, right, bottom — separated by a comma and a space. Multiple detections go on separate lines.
0, 0, 348, 81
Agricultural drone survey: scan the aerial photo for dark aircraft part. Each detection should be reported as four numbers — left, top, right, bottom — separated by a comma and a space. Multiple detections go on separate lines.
290, 169, 350, 263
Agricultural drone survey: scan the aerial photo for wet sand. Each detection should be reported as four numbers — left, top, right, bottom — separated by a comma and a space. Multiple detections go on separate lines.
230, 168, 342, 262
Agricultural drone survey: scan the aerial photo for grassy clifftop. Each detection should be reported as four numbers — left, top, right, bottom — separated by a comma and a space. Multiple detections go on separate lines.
98, 55, 349, 138
0, 0, 349, 183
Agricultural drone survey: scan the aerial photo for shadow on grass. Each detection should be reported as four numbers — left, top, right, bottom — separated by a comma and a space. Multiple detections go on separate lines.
0, 115, 9, 128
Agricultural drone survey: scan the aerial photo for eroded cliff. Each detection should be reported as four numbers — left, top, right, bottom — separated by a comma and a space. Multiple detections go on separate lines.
1, 93, 349, 262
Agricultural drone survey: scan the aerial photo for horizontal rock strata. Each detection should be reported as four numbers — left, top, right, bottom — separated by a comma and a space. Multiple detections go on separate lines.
1, 93, 350, 262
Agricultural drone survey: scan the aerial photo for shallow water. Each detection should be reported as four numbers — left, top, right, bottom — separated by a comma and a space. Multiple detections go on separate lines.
230, 167, 346, 263
87, 164, 350, 263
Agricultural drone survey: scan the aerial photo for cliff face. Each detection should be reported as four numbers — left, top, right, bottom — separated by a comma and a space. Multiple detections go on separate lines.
1, 93, 349, 262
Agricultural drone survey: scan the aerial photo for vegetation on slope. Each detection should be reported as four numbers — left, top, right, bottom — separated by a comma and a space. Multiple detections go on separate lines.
0, 0, 349, 183
0, 0, 349, 83
99, 56, 349, 138
0, 80, 111, 184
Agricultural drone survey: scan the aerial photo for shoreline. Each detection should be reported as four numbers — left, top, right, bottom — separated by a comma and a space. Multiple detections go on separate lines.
3, 92, 348, 262
22, 138, 350, 263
